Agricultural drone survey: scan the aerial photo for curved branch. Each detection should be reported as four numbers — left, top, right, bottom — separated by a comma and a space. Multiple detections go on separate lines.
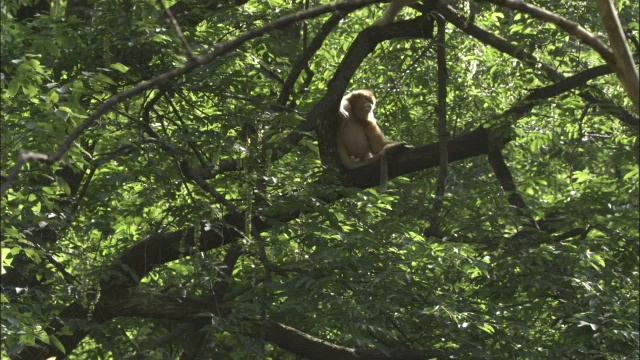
65, 290, 449, 360
503, 64, 614, 118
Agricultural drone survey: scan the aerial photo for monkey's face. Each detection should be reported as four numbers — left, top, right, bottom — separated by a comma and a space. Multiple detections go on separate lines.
350, 92, 376, 120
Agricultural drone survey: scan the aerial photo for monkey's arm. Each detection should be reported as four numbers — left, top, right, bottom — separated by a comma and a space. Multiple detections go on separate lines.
338, 142, 373, 169
364, 121, 397, 154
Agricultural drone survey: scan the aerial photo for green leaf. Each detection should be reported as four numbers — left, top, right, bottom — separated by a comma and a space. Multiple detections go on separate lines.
477, 323, 495, 334
50, 335, 66, 354
110, 63, 130, 73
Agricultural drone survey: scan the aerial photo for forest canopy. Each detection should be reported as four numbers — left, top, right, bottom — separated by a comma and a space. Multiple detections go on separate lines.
1, 0, 638, 359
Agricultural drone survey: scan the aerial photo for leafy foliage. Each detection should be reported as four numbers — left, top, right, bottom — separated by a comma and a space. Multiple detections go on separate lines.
1, 0, 638, 359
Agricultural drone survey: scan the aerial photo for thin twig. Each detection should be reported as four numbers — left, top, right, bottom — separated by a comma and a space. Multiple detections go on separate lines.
157, 0, 195, 60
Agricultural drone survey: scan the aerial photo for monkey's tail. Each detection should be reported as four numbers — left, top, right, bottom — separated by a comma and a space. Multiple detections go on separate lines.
379, 155, 388, 192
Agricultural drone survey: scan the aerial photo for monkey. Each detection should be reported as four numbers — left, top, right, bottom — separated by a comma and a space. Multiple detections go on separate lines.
336, 90, 408, 189
373, 0, 419, 27
337, 90, 398, 169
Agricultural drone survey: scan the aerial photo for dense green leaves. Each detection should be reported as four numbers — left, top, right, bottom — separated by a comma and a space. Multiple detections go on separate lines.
1, 0, 638, 359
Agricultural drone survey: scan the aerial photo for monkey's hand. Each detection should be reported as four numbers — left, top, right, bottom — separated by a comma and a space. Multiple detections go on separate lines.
339, 107, 350, 120
339, 98, 352, 119
385, 142, 413, 155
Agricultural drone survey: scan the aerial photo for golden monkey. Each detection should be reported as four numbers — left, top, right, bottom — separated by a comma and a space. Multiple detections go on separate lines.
337, 90, 407, 188
373, 0, 418, 26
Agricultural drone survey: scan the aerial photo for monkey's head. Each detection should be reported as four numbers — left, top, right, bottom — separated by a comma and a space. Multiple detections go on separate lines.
341, 90, 376, 121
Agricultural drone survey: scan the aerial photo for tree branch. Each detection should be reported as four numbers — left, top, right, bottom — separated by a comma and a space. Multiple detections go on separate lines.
487, 130, 530, 218
343, 127, 494, 187
594, 0, 640, 112
247, 319, 447, 360
158, 0, 195, 60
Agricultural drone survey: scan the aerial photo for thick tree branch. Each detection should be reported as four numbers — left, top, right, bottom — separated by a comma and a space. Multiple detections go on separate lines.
343, 127, 494, 187
99, 292, 223, 321
211, 243, 243, 301
59, 290, 449, 360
